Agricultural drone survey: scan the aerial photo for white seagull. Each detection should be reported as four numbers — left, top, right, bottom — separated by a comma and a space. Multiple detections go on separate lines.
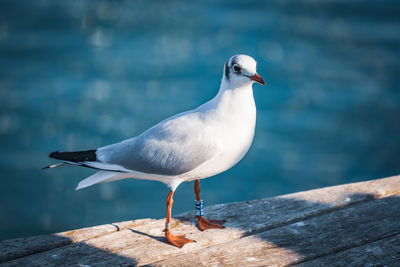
45, 54, 265, 248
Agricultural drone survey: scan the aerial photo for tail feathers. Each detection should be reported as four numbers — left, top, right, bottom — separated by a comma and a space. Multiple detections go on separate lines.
42, 162, 67, 170
76, 171, 131, 190
49, 150, 97, 162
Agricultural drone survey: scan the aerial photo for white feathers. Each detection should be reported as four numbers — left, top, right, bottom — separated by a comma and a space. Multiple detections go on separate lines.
76, 171, 131, 190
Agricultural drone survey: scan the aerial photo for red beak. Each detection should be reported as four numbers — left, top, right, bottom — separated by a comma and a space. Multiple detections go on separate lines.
247, 73, 266, 86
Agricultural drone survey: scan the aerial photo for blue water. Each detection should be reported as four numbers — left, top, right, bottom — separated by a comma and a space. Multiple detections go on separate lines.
0, 0, 399, 240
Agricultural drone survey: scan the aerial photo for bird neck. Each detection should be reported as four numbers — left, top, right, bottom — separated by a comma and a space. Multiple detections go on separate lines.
209, 79, 255, 117
219, 76, 253, 93
196, 78, 255, 117
216, 78, 254, 100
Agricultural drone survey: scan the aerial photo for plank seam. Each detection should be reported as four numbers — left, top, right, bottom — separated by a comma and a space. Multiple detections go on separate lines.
286, 231, 400, 266
242, 195, 376, 238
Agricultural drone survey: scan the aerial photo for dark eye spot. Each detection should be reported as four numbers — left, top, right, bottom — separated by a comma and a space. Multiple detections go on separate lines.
232, 64, 241, 72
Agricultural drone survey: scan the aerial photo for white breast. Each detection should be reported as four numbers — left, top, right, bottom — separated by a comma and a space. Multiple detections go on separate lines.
182, 85, 256, 180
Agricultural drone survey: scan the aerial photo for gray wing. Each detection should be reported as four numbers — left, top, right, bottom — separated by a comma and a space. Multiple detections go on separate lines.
96, 112, 217, 176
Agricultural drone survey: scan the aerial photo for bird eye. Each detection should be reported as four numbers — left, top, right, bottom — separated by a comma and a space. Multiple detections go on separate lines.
232, 64, 242, 72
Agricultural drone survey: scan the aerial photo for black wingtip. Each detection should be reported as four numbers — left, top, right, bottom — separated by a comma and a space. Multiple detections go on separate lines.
48, 149, 97, 162
49, 151, 60, 159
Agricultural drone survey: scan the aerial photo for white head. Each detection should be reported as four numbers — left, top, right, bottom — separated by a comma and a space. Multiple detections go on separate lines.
222, 54, 265, 88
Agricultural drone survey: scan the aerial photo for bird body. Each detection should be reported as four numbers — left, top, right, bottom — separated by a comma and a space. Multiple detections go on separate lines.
46, 54, 265, 247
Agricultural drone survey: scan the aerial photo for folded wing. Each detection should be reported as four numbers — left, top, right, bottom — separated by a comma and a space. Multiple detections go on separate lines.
95, 111, 217, 176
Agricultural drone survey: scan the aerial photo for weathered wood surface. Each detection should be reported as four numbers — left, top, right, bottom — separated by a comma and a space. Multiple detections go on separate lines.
1, 175, 400, 266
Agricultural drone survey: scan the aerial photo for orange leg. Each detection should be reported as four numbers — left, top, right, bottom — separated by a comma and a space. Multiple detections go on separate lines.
194, 180, 225, 231
164, 190, 194, 248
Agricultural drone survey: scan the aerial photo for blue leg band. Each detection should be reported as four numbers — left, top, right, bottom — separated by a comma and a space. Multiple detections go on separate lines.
195, 200, 204, 216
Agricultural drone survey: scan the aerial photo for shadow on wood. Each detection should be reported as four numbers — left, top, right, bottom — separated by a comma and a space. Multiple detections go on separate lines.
127, 228, 167, 244
0, 234, 137, 266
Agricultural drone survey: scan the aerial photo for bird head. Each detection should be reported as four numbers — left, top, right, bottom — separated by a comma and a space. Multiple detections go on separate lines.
223, 55, 266, 88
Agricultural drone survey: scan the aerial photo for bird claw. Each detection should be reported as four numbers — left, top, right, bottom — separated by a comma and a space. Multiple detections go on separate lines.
165, 229, 194, 248
197, 216, 226, 231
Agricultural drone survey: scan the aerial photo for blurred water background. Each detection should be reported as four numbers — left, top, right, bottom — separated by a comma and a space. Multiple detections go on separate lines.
0, 0, 399, 240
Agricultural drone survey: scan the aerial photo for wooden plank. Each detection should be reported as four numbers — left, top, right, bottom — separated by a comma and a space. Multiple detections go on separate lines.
152, 195, 400, 266
1, 175, 399, 266
295, 233, 400, 266
0, 219, 150, 263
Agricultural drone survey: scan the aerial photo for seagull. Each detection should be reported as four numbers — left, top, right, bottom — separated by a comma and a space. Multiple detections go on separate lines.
45, 54, 265, 248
